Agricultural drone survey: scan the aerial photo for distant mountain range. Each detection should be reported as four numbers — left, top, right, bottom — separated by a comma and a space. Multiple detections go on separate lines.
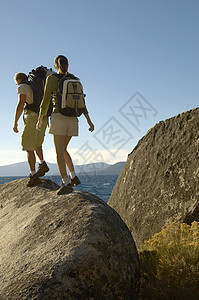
0, 161, 125, 177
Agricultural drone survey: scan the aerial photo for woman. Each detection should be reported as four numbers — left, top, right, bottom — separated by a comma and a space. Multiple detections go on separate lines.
37, 55, 94, 195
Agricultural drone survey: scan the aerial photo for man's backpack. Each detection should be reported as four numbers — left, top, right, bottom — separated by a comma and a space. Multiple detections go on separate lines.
57, 74, 86, 117
25, 66, 52, 115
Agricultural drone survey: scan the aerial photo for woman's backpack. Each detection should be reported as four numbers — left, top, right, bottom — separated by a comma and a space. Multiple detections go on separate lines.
57, 74, 86, 117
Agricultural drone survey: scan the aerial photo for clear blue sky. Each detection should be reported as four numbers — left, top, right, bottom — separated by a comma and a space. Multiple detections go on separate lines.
0, 0, 198, 166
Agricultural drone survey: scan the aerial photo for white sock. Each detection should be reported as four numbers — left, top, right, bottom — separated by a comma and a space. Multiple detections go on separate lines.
30, 171, 36, 177
62, 177, 69, 186
70, 171, 76, 179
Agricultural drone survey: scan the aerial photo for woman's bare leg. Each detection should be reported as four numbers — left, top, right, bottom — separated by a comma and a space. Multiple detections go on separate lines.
53, 134, 68, 179
63, 136, 74, 173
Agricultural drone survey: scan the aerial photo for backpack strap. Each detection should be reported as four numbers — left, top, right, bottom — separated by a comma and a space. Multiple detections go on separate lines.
54, 73, 79, 81
20, 80, 31, 85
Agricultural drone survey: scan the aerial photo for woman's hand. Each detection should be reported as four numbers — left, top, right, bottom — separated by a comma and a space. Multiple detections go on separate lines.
36, 115, 43, 131
84, 113, 94, 132
88, 121, 94, 132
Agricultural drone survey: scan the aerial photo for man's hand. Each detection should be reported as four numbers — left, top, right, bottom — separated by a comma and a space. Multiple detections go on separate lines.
13, 123, 19, 133
13, 94, 26, 133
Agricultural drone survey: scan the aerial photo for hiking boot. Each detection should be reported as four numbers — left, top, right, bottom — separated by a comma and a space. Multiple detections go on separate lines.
27, 174, 41, 187
36, 161, 50, 177
68, 176, 81, 187
57, 183, 73, 195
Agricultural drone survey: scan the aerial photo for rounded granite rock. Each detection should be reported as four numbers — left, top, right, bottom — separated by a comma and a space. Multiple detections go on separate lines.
0, 178, 140, 300
108, 107, 199, 248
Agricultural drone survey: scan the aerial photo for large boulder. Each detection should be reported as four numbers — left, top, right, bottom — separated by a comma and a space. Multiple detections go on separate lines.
0, 178, 140, 300
108, 107, 199, 248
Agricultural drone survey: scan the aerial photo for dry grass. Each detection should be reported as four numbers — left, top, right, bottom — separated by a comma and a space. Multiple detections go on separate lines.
139, 222, 199, 300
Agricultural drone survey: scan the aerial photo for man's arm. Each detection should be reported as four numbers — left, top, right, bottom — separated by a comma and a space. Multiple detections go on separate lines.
13, 94, 26, 133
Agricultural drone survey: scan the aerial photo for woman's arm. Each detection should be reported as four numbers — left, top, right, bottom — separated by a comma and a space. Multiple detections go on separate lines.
39, 75, 54, 116
13, 94, 26, 133
84, 113, 94, 132
36, 114, 44, 130
37, 76, 54, 130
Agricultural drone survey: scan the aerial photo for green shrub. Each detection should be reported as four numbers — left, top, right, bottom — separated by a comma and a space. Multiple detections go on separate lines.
139, 222, 199, 300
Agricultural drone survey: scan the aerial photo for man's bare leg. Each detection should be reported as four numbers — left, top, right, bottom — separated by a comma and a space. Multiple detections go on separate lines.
36, 147, 44, 162
26, 150, 41, 187
27, 150, 36, 172
35, 147, 49, 177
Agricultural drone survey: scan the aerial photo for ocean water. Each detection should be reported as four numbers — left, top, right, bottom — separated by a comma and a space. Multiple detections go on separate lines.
0, 175, 118, 203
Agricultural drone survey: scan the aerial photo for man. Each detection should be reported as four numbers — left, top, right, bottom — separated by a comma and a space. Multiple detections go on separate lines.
13, 72, 49, 187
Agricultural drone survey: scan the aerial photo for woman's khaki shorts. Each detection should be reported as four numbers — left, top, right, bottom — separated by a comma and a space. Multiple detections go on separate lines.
21, 111, 48, 151
49, 113, 78, 136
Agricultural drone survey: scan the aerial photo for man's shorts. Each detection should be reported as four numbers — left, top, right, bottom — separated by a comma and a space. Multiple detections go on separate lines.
49, 113, 78, 136
21, 110, 48, 151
